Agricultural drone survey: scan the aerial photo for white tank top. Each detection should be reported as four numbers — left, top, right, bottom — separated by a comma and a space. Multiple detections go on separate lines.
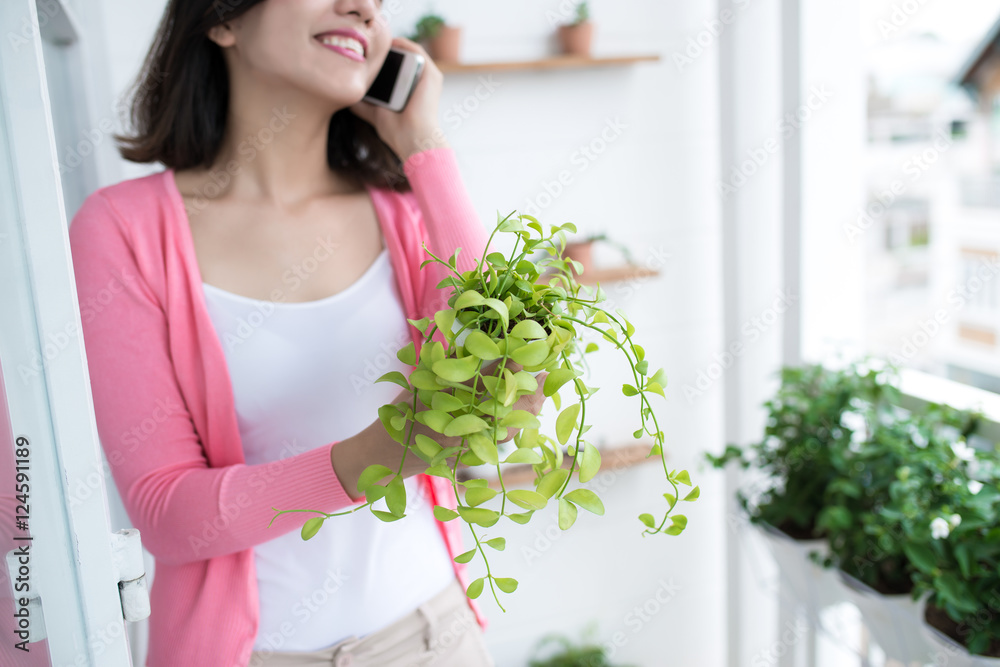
200, 246, 455, 652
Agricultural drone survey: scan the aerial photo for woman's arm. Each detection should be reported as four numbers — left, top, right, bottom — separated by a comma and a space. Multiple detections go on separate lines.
69, 191, 367, 567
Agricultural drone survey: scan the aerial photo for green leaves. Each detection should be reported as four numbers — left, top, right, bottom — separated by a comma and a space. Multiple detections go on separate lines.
509, 339, 550, 367
564, 489, 604, 515
443, 414, 489, 437
536, 469, 570, 498
433, 356, 481, 382
500, 409, 541, 429
503, 448, 543, 464
484, 537, 506, 551
433, 506, 459, 521
468, 432, 500, 465
458, 506, 500, 527
510, 319, 548, 339
454, 549, 477, 564
558, 498, 578, 530
466, 577, 485, 599
579, 441, 601, 483
357, 464, 392, 493
434, 309, 456, 339
385, 476, 406, 517
506, 489, 548, 511
375, 371, 410, 391
543, 368, 577, 397
455, 290, 486, 309
301, 517, 324, 540
464, 486, 498, 507
556, 403, 581, 445
274, 212, 687, 614
396, 341, 417, 365
464, 330, 501, 360
494, 577, 518, 594
414, 409, 453, 434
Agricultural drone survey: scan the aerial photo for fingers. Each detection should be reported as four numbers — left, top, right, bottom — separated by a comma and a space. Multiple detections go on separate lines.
390, 36, 428, 56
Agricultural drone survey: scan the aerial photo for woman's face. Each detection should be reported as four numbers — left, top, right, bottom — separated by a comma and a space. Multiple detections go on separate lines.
213, 0, 390, 108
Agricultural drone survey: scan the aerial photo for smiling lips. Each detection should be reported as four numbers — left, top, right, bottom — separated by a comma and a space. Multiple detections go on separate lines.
316, 30, 367, 62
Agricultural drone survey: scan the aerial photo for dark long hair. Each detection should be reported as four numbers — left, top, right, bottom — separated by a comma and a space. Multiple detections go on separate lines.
115, 0, 409, 191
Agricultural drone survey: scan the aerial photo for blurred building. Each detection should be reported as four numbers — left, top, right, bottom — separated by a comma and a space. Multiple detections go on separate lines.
860, 28, 1000, 390
938, 18, 1000, 392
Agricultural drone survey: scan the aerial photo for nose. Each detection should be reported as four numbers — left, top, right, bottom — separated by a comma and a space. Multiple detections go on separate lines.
335, 0, 380, 27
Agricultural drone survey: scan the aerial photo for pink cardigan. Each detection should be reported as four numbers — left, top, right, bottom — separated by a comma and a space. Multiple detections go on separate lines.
68, 148, 493, 667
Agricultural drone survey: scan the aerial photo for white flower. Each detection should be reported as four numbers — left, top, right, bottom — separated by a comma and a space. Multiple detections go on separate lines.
968, 480, 984, 495
951, 442, 976, 462
949, 514, 962, 529
841, 411, 868, 445
909, 426, 928, 449
931, 517, 951, 539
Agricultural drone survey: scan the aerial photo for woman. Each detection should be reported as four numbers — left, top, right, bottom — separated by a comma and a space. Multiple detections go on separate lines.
68, 1, 546, 665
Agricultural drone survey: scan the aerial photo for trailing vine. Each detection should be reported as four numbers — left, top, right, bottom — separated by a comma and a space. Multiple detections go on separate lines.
270, 212, 698, 609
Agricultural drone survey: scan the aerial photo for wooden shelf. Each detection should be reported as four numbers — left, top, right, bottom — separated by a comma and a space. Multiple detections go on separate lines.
538, 264, 661, 286
437, 53, 661, 74
457, 441, 663, 490
576, 265, 660, 285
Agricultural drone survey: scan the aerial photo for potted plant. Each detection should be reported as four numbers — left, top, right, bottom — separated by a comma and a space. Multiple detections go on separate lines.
898, 408, 1000, 662
557, 1, 594, 57
411, 11, 462, 63
561, 232, 636, 279
705, 363, 896, 612
817, 405, 946, 664
272, 212, 697, 609
529, 629, 636, 667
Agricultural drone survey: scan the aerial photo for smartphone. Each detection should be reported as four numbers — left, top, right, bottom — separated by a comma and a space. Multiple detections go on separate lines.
363, 47, 425, 112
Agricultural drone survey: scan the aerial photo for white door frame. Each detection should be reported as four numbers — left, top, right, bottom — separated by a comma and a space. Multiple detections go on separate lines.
0, 0, 146, 664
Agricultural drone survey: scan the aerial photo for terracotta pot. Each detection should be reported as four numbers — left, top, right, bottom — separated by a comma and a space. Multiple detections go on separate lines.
427, 25, 462, 63
562, 241, 593, 276
557, 21, 594, 56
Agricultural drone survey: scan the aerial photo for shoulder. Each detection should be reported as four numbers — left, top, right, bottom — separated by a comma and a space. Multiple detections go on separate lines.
70, 170, 176, 238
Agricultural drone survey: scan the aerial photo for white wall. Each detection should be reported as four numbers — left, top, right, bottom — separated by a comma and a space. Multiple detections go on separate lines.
72, 2, 729, 665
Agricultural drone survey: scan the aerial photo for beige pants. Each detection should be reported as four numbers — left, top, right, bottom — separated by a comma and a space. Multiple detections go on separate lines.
248, 580, 495, 667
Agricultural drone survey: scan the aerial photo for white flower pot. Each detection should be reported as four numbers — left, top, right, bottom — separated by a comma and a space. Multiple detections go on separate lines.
920, 612, 1000, 667
755, 522, 842, 614
838, 570, 932, 664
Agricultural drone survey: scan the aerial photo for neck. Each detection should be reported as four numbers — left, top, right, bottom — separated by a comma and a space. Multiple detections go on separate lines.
211, 76, 359, 207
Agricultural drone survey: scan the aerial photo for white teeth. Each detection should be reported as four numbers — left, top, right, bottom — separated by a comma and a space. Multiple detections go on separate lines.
319, 35, 364, 57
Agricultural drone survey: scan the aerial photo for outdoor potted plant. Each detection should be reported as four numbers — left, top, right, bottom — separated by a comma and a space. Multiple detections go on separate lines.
271, 212, 697, 609
411, 11, 462, 63
529, 628, 635, 667
899, 408, 1000, 663
705, 362, 896, 614
817, 404, 945, 664
557, 1, 594, 57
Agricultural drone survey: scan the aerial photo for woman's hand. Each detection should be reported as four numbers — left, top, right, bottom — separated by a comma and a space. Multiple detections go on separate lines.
333, 361, 548, 501
349, 37, 449, 162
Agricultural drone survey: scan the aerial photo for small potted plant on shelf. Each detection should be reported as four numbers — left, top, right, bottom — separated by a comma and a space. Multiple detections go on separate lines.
561, 231, 636, 278
272, 212, 697, 610
557, 1, 594, 57
411, 11, 462, 63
